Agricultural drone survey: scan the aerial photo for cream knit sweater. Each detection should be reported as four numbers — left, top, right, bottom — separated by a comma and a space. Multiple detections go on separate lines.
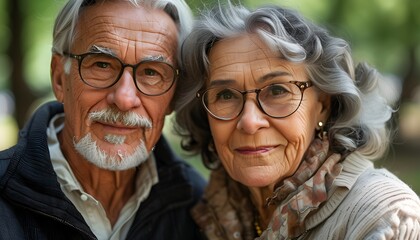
302, 154, 420, 239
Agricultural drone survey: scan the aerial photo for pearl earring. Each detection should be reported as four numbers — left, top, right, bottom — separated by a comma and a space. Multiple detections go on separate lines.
316, 121, 325, 140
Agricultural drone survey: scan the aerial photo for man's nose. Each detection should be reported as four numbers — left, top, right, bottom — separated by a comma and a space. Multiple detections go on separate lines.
106, 68, 141, 111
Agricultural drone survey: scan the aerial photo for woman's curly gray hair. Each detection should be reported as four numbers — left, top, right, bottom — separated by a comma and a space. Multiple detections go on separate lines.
174, 3, 398, 168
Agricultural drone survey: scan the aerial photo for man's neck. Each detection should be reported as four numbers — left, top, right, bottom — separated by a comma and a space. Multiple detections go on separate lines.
59, 131, 137, 226
76, 164, 137, 226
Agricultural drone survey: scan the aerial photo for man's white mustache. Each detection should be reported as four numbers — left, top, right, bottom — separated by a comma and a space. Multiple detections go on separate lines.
89, 108, 152, 128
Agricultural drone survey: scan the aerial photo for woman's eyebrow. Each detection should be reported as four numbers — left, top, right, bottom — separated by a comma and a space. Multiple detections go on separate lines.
208, 79, 236, 87
208, 71, 292, 87
258, 71, 292, 83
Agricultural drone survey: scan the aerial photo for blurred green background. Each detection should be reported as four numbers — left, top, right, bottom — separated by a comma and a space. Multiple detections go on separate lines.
0, 0, 419, 194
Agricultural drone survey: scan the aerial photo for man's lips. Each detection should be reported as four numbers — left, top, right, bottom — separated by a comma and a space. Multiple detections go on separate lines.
234, 146, 278, 154
96, 121, 139, 133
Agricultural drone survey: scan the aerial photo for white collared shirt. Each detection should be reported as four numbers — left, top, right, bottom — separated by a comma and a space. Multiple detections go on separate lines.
47, 113, 159, 240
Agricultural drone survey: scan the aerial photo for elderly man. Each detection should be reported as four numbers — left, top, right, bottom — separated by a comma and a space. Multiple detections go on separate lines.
0, 0, 205, 239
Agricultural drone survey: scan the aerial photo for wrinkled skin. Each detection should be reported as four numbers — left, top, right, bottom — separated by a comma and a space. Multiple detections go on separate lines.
50, 1, 178, 225
206, 34, 330, 222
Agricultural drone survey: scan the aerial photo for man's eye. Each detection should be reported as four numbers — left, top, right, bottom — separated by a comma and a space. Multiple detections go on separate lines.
95, 62, 110, 68
144, 68, 158, 76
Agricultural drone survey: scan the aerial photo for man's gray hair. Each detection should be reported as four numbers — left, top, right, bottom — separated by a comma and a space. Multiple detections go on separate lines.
52, 0, 192, 107
52, 0, 192, 55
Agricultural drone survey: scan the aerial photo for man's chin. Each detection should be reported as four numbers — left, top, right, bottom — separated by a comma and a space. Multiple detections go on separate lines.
74, 133, 149, 171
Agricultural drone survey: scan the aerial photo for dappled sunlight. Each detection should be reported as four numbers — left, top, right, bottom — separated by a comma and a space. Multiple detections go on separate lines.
400, 102, 420, 142
163, 113, 210, 179
0, 115, 18, 150
0, 0, 418, 189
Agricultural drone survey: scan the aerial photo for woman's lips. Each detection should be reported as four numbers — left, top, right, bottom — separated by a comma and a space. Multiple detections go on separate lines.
235, 146, 277, 154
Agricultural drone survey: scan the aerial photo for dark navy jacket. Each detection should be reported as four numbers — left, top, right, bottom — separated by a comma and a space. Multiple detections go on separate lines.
0, 101, 206, 240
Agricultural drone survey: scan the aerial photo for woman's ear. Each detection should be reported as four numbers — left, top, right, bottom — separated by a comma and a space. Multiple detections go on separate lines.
318, 92, 331, 123
51, 54, 66, 103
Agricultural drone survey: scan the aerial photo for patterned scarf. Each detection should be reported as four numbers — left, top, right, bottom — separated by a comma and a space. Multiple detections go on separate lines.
191, 137, 343, 239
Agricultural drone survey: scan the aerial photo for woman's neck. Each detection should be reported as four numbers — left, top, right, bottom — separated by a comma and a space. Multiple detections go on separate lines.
248, 185, 277, 229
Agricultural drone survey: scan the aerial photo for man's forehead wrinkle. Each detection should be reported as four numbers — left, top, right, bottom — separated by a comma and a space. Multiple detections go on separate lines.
81, 30, 175, 57
82, 36, 119, 52
81, 13, 169, 33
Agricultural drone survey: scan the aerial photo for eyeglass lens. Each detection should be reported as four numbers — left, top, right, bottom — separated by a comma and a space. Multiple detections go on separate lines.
79, 53, 175, 95
202, 82, 304, 119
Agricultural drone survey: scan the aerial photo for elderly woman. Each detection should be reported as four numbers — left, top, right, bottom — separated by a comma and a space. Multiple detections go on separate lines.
175, 3, 420, 240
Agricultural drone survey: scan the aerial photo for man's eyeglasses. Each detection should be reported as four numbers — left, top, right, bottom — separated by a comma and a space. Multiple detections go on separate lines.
197, 81, 313, 120
63, 52, 178, 96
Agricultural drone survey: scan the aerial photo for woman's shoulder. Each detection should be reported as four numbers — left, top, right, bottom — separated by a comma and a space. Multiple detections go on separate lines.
336, 154, 418, 204
337, 166, 420, 239
306, 164, 420, 239
341, 165, 420, 216
350, 166, 419, 204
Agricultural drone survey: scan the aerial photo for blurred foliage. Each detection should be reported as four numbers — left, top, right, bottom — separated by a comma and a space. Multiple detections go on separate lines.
0, 1, 418, 119
0, 0, 419, 192
0, 0, 418, 100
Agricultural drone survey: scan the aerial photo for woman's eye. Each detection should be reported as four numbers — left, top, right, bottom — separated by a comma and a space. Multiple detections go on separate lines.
269, 85, 288, 95
216, 89, 236, 100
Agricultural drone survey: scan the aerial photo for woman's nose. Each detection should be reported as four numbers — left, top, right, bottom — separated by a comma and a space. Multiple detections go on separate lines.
236, 99, 269, 134
106, 69, 141, 111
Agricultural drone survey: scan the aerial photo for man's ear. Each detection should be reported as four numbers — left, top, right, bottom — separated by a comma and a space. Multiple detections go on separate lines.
51, 54, 66, 103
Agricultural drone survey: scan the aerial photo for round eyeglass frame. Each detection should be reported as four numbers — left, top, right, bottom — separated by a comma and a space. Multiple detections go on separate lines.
196, 81, 313, 121
63, 52, 178, 96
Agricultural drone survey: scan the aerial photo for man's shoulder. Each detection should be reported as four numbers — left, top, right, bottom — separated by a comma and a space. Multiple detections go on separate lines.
0, 101, 62, 179
0, 148, 13, 178
0, 194, 25, 239
0, 138, 26, 179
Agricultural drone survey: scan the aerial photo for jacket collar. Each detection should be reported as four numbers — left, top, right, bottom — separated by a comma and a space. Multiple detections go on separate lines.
1, 101, 200, 237
136, 136, 197, 220
1, 101, 94, 236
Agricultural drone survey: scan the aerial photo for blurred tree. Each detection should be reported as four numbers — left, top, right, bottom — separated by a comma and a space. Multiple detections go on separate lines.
3, 0, 61, 128
337, 0, 420, 103
0, 0, 419, 191
399, 0, 420, 102
7, 0, 37, 128
1, 0, 419, 127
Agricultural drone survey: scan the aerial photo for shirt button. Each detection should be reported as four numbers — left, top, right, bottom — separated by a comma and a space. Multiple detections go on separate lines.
80, 194, 88, 201
233, 232, 241, 239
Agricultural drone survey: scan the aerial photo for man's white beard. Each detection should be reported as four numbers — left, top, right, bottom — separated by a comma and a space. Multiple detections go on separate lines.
73, 108, 153, 171
74, 133, 149, 171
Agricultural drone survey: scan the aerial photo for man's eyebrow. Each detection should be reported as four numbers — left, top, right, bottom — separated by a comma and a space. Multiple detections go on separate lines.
258, 71, 292, 83
87, 46, 173, 65
142, 55, 165, 62
89, 45, 116, 56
